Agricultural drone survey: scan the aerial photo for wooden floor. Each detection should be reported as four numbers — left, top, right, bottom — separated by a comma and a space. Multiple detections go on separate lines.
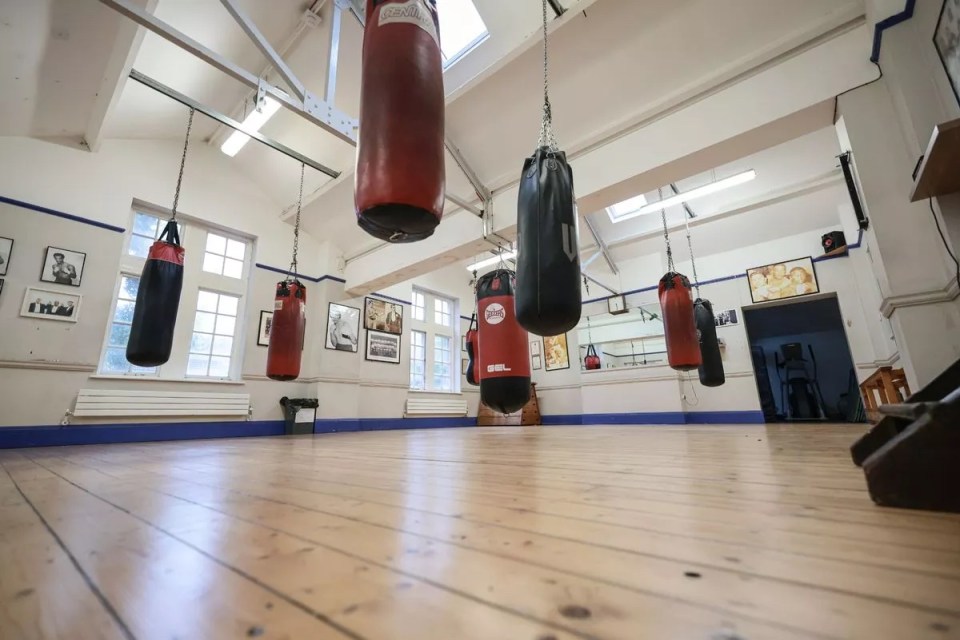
1, 424, 959, 640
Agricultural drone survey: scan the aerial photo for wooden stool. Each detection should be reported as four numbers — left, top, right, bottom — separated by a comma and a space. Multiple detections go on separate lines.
860, 367, 911, 423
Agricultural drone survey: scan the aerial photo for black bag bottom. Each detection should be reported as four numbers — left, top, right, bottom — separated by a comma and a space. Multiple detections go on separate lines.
358, 204, 439, 243
481, 377, 531, 415
126, 350, 170, 368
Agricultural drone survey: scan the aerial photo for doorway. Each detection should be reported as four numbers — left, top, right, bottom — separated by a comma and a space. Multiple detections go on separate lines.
743, 294, 862, 423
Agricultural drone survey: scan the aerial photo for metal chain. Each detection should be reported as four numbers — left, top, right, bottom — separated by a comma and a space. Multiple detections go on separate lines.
289, 162, 305, 278
170, 108, 195, 220
683, 209, 701, 297
537, 0, 559, 151
659, 187, 675, 272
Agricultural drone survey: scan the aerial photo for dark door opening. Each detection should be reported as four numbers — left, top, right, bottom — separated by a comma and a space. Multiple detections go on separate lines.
743, 295, 863, 423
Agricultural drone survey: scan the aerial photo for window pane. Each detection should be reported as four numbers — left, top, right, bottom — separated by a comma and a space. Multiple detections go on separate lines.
103, 348, 130, 373
108, 323, 131, 347
197, 290, 219, 312
212, 335, 233, 356
130, 364, 157, 375
206, 233, 226, 255
223, 258, 243, 279
133, 212, 159, 237
225, 239, 246, 260
217, 295, 239, 316
203, 253, 224, 275
194, 312, 216, 333
114, 300, 136, 323
128, 235, 152, 258
190, 332, 213, 354
209, 356, 231, 377
215, 315, 236, 336
119, 276, 139, 301
187, 354, 209, 376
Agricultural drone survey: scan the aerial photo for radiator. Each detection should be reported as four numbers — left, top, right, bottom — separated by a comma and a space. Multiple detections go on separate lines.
72, 389, 251, 419
404, 396, 468, 417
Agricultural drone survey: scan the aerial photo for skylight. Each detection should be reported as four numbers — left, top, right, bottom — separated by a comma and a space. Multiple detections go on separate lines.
438, 0, 488, 67
607, 195, 648, 222
606, 170, 757, 224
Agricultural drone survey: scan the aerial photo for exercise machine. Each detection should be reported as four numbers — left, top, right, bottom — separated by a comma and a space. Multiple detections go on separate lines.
774, 343, 827, 421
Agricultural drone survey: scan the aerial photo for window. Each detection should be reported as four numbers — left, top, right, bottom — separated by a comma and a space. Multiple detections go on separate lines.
410, 330, 426, 390
188, 291, 239, 378
438, 0, 488, 67
410, 288, 459, 392
98, 207, 251, 381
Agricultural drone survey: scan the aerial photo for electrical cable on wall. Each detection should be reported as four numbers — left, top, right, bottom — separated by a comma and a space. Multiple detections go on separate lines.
929, 198, 960, 288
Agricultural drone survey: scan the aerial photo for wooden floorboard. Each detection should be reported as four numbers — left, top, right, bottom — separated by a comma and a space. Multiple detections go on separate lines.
1, 424, 959, 639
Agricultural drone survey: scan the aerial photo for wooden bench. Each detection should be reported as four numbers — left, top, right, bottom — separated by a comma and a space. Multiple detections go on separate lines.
860, 367, 911, 423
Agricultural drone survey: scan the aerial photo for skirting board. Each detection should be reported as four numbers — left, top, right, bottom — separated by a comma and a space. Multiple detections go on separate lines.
542, 411, 765, 425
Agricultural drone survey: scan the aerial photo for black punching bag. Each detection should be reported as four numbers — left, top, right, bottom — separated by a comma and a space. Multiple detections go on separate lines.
127, 219, 184, 367
695, 298, 725, 387
477, 269, 531, 413
516, 147, 582, 336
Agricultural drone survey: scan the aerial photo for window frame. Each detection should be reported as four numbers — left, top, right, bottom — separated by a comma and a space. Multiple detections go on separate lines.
409, 287, 460, 393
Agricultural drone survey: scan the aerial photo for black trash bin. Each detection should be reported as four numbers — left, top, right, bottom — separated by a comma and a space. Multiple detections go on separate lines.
279, 397, 319, 435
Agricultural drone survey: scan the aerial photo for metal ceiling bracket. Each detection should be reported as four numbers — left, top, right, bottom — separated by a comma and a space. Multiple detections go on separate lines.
98, 0, 359, 145
669, 183, 697, 219
344, 0, 366, 26
326, 0, 350, 106
582, 214, 619, 275
129, 69, 340, 178
547, 0, 566, 17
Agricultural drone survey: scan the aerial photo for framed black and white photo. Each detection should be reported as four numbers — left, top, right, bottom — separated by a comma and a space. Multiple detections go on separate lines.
530, 340, 541, 357
326, 302, 360, 352
935, 0, 960, 106
532, 355, 542, 371
365, 330, 401, 364
363, 296, 403, 335
39, 246, 86, 287
20, 286, 81, 322
714, 308, 740, 328
257, 311, 273, 347
0, 236, 12, 276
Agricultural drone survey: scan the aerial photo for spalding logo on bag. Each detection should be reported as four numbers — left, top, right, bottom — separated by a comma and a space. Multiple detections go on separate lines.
378, 0, 439, 47
484, 303, 506, 325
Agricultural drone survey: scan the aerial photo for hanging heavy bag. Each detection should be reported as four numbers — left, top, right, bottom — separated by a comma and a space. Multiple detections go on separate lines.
584, 344, 601, 370
355, 0, 445, 243
695, 298, 725, 387
477, 269, 531, 414
266, 279, 307, 381
465, 313, 479, 387
126, 219, 184, 367
659, 273, 701, 372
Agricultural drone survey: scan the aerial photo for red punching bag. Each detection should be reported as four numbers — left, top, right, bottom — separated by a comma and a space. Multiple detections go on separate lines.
266, 279, 306, 381
465, 313, 479, 387
658, 272, 701, 372
477, 269, 531, 414
584, 344, 601, 370
355, 0, 445, 243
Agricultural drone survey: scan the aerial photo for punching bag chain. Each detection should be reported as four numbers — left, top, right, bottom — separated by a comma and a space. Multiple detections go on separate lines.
683, 210, 701, 298
538, 0, 559, 151
289, 162, 305, 278
170, 108, 195, 221
659, 187, 675, 272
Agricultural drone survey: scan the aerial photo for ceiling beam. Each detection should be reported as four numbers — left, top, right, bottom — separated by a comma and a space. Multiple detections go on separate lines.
582, 214, 619, 274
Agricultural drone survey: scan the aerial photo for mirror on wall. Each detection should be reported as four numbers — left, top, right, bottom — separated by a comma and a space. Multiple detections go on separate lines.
576, 303, 667, 370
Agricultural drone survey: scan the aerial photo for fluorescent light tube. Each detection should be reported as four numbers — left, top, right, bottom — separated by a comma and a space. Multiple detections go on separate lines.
220, 96, 283, 157
610, 170, 757, 223
466, 250, 518, 272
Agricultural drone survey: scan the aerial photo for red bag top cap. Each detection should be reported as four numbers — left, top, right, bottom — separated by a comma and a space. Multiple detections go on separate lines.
147, 240, 185, 266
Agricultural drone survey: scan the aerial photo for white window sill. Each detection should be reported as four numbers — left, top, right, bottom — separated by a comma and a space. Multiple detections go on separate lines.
89, 374, 245, 386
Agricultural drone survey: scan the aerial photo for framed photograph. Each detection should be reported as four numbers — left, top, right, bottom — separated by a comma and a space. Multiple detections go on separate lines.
746, 257, 819, 304
20, 287, 81, 322
257, 311, 273, 347
714, 308, 740, 328
0, 236, 12, 276
39, 246, 86, 287
461, 357, 469, 374
365, 330, 401, 364
532, 355, 542, 371
530, 340, 541, 356
935, 0, 960, 106
544, 333, 570, 371
364, 296, 403, 335
326, 302, 361, 352
462, 335, 467, 352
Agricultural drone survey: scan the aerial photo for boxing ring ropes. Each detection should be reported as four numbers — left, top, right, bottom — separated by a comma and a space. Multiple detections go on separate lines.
98, 0, 619, 295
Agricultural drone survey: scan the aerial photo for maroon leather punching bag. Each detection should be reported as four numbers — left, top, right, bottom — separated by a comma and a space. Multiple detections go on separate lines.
355, 0, 445, 243
658, 272, 701, 372
584, 344, 601, 370
465, 313, 479, 387
477, 270, 531, 414
266, 279, 306, 381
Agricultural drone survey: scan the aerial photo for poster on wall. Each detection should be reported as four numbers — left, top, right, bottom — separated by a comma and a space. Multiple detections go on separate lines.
366, 330, 401, 364
39, 246, 86, 287
714, 309, 740, 328
326, 302, 360, 352
20, 287, 81, 322
257, 311, 273, 346
364, 297, 403, 334
543, 333, 570, 371
746, 257, 819, 304
935, 0, 960, 106
0, 236, 13, 276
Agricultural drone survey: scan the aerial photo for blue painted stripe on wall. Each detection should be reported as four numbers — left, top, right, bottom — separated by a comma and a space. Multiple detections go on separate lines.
871, 0, 915, 63
0, 194, 126, 233
0, 420, 285, 449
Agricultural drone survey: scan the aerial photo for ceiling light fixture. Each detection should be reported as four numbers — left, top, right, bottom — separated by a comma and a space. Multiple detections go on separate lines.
220, 95, 283, 157
608, 170, 757, 223
465, 250, 517, 272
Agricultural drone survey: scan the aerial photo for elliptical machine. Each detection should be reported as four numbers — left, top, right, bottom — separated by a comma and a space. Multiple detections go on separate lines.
775, 343, 827, 421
